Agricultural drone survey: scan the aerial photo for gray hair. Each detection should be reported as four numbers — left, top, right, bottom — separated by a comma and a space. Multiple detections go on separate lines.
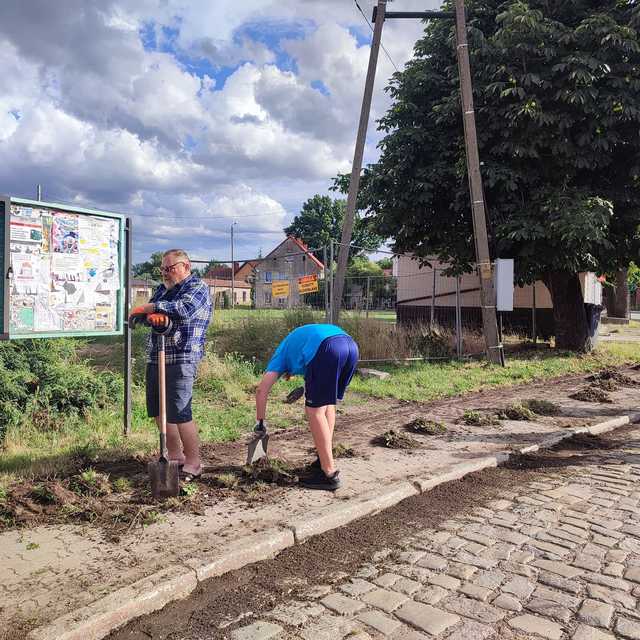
163, 249, 191, 269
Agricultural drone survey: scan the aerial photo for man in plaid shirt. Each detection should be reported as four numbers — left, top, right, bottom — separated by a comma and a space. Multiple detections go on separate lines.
130, 249, 212, 481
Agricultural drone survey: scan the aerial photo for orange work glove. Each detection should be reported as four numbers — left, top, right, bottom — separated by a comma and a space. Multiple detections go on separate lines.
147, 313, 169, 328
129, 305, 149, 318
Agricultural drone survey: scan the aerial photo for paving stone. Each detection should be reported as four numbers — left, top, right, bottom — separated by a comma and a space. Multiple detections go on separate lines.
532, 585, 580, 609
481, 543, 514, 561
572, 623, 616, 639
459, 582, 492, 602
529, 539, 571, 557
546, 528, 586, 545
492, 528, 530, 545
583, 572, 633, 592
231, 621, 284, 640
395, 601, 459, 635
499, 560, 537, 578
603, 562, 624, 578
459, 531, 497, 547
492, 593, 522, 612
392, 577, 422, 596
473, 570, 505, 590
267, 602, 324, 627
428, 573, 461, 590
625, 567, 640, 584
510, 551, 534, 564
606, 549, 628, 563
374, 573, 401, 588
582, 544, 608, 560
592, 525, 625, 540
487, 499, 513, 510
526, 598, 572, 623
465, 542, 489, 555
301, 585, 332, 599
502, 576, 535, 600
320, 593, 365, 616
389, 629, 430, 640
361, 588, 408, 613
356, 610, 402, 636
355, 565, 378, 580
573, 554, 602, 572
592, 534, 618, 548
447, 562, 477, 581
578, 599, 615, 629
444, 619, 495, 640
414, 585, 448, 605
558, 524, 590, 538
397, 551, 425, 565
538, 571, 582, 595
339, 579, 376, 597
621, 524, 640, 538
416, 553, 447, 571
454, 552, 498, 570
298, 614, 358, 640
441, 595, 505, 624
508, 613, 564, 640
446, 536, 468, 550
586, 584, 636, 610
533, 559, 583, 578
616, 617, 640, 639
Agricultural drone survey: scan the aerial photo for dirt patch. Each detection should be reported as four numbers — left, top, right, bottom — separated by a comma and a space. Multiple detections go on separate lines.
587, 368, 639, 387
498, 403, 536, 421
570, 386, 613, 403
405, 418, 447, 435
522, 399, 561, 416
372, 430, 421, 449
461, 409, 500, 426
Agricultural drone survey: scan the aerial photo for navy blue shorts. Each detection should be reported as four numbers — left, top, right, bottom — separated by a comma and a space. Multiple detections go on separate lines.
304, 335, 359, 408
146, 362, 197, 424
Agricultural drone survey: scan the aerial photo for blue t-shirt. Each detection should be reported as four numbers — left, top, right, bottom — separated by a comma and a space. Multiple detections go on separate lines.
266, 324, 347, 376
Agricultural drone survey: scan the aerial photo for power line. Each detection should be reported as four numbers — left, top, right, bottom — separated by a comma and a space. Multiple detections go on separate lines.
353, 0, 399, 73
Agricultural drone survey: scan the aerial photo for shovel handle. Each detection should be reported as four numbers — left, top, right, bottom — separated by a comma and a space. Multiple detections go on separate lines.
157, 334, 168, 459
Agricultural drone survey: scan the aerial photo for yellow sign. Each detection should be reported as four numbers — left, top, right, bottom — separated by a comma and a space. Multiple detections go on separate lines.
298, 274, 319, 294
271, 280, 289, 297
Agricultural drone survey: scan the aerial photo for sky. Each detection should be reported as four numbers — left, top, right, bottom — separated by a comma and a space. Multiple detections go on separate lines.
0, 0, 441, 264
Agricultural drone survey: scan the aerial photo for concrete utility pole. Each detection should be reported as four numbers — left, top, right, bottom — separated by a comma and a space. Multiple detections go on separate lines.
332, 0, 387, 323
453, 0, 502, 364
334, 0, 503, 363
230, 222, 237, 309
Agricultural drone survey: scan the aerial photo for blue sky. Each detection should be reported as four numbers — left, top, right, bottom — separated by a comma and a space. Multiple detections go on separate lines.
0, 0, 440, 263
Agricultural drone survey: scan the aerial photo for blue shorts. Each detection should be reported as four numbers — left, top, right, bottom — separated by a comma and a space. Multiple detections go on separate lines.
146, 362, 197, 424
304, 335, 359, 408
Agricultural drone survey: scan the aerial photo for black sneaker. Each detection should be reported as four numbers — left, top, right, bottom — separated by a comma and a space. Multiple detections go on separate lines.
307, 457, 321, 470
300, 468, 342, 491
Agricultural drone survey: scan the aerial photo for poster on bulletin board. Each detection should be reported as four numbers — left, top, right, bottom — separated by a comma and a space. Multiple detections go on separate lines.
0, 195, 125, 339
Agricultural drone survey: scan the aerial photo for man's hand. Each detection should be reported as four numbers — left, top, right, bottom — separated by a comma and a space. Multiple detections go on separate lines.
147, 313, 169, 328
282, 372, 291, 381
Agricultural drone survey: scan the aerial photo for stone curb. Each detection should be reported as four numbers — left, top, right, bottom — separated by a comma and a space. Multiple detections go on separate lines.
27, 411, 640, 640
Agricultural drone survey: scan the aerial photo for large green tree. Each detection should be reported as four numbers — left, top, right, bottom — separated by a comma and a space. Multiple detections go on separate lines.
352, 0, 640, 351
133, 251, 163, 281
284, 195, 381, 261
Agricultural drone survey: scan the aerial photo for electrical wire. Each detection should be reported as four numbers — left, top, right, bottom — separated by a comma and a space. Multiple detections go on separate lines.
353, 0, 400, 73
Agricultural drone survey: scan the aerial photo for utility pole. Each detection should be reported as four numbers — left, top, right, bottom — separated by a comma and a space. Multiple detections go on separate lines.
230, 222, 237, 310
333, 0, 502, 363
332, 0, 387, 323
36, 184, 42, 201
453, 0, 501, 364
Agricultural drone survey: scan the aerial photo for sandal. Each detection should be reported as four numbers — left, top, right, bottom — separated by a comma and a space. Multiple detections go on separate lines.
180, 468, 203, 482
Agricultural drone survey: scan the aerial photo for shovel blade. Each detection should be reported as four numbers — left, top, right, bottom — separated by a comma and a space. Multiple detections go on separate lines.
246, 432, 269, 465
148, 459, 180, 499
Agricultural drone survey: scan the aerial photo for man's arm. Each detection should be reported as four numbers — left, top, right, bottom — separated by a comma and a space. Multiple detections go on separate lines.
255, 371, 280, 421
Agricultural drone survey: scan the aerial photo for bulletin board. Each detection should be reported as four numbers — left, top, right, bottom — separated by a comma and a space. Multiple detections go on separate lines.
0, 195, 125, 339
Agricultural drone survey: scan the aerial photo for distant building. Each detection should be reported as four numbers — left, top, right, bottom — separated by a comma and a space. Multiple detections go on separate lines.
202, 277, 252, 307
131, 277, 159, 304
254, 237, 325, 309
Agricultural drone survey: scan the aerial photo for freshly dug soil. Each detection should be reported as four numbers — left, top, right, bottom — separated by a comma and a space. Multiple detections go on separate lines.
405, 418, 447, 435
569, 386, 613, 403
372, 429, 422, 449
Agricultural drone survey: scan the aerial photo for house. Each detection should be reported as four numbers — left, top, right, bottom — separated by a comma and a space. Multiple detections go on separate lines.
254, 237, 325, 309
131, 277, 159, 304
394, 255, 602, 337
202, 278, 252, 307
205, 261, 258, 283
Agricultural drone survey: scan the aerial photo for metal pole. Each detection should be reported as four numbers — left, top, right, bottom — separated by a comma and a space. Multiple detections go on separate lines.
323, 246, 329, 322
230, 223, 235, 310
332, 0, 387, 323
366, 276, 371, 318
532, 281, 537, 344
36, 184, 42, 201
456, 275, 462, 359
430, 268, 436, 327
329, 239, 335, 323
454, 0, 502, 365
123, 217, 132, 437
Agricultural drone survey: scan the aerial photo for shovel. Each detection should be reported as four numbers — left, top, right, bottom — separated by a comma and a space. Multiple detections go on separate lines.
246, 420, 269, 465
148, 333, 180, 498
284, 386, 305, 404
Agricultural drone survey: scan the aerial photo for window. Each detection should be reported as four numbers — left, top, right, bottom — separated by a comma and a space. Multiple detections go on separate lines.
265, 292, 272, 304
242, 291, 247, 302
264, 271, 272, 283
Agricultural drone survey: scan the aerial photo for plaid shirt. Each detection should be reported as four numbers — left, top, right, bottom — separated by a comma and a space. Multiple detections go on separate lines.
146, 274, 212, 365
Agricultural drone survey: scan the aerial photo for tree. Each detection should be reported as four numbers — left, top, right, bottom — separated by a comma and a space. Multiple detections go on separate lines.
284, 195, 381, 262
133, 252, 163, 281
377, 257, 393, 270
349, 0, 640, 351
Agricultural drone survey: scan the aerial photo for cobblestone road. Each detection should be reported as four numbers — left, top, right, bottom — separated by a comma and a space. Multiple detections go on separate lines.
227, 431, 640, 640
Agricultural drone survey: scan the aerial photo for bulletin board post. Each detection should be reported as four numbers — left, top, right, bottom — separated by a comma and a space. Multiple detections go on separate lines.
123, 217, 132, 437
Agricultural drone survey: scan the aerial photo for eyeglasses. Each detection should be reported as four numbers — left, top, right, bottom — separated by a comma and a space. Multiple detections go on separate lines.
160, 261, 186, 274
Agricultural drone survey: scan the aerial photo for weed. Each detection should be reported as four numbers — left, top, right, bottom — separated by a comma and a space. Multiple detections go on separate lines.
498, 403, 536, 421
523, 399, 561, 416
112, 477, 132, 493
26, 542, 40, 551
31, 484, 57, 504
212, 473, 240, 489
372, 430, 421, 449
142, 510, 163, 527
461, 410, 500, 426
71, 468, 112, 496
243, 458, 298, 484
180, 483, 198, 498
0, 487, 7, 503
405, 418, 447, 435
333, 443, 357, 458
